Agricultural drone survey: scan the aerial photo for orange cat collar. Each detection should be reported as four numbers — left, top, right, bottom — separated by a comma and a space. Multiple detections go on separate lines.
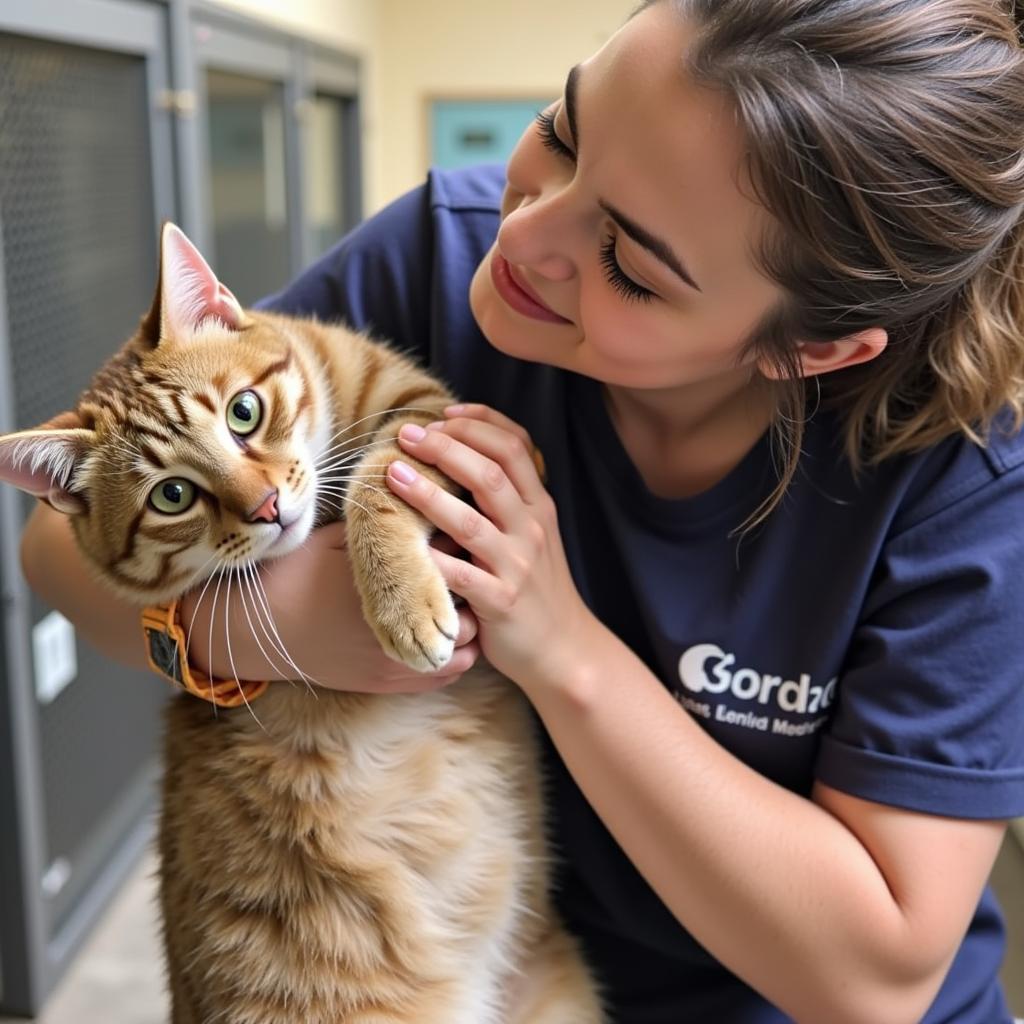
142, 599, 270, 708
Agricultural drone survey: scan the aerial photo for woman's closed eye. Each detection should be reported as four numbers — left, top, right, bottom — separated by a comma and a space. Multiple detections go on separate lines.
534, 109, 656, 305
535, 109, 575, 162
599, 236, 655, 304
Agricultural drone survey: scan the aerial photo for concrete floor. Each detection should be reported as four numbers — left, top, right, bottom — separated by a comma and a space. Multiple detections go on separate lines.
3, 832, 1024, 1023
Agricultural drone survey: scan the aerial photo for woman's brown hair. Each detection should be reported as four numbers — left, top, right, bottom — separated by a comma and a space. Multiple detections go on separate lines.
640, 0, 1024, 526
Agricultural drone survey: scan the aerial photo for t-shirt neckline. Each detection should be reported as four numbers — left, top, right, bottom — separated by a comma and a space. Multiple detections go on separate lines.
568, 373, 775, 533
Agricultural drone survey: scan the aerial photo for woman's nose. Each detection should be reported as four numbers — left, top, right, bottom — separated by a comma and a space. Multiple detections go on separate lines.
498, 195, 577, 282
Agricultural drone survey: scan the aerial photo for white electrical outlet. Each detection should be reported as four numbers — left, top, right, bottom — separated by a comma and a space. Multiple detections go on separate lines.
32, 611, 78, 704
40, 857, 71, 898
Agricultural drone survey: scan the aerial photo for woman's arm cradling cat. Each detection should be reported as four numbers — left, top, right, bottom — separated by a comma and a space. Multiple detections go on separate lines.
21, 504, 153, 673
180, 522, 482, 694
20, 505, 480, 695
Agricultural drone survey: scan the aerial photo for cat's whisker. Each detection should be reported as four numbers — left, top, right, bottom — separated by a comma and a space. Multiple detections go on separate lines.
313, 436, 399, 469
313, 410, 446, 465
316, 494, 346, 517
315, 425, 399, 457
315, 478, 390, 497
317, 495, 342, 513
204, 568, 228, 716
246, 564, 323, 693
317, 405, 446, 450
314, 448, 389, 472
315, 468, 391, 479
235, 566, 289, 682
223, 569, 266, 731
313, 437, 400, 470
184, 558, 229, 719
318, 481, 401, 512
316, 490, 376, 517
248, 593, 321, 695
109, 441, 145, 463
182, 547, 227, 596
317, 478, 393, 495
239, 565, 307, 693
319, 476, 395, 495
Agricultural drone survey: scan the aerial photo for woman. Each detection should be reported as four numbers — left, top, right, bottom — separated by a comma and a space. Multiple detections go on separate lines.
22, 1, 1024, 1020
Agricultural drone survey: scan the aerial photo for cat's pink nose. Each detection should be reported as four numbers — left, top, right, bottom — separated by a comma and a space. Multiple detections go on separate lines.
248, 489, 279, 524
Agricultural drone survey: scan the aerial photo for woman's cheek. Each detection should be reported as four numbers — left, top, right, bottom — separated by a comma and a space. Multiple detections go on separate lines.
578, 286, 626, 350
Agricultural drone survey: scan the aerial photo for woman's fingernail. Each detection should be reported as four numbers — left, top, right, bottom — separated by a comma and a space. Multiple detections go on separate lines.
399, 424, 426, 443
425, 421, 444, 431
445, 404, 465, 416
389, 460, 418, 485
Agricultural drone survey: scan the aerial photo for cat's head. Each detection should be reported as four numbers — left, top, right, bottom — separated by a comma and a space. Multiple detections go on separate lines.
0, 224, 328, 603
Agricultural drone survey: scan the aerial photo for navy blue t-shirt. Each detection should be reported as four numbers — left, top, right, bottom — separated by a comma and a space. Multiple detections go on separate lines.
260, 164, 1024, 1023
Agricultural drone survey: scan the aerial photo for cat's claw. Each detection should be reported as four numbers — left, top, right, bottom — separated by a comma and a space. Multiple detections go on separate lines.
373, 587, 460, 673
384, 623, 456, 673
413, 636, 448, 672
433, 618, 457, 642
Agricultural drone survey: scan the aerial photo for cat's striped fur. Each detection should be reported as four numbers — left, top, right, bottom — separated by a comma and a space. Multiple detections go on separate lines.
0, 225, 604, 1023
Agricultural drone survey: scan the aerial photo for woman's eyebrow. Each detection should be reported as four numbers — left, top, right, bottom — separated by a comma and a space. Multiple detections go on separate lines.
600, 201, 702, 292
564, 64, 703, 293
565, 64, 584, 150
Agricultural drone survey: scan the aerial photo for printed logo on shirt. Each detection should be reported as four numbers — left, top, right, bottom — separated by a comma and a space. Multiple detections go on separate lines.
674, 643, 836, 737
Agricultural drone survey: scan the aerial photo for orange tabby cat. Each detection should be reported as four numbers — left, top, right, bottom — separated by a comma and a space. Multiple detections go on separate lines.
0, 224, 604, 1024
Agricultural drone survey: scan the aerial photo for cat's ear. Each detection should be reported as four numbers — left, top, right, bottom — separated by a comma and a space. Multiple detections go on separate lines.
140, 222, 251, 346
0, 413, 93, 515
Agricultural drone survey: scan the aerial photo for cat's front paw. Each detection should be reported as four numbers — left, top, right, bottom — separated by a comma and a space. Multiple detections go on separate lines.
369, 570, 461, 673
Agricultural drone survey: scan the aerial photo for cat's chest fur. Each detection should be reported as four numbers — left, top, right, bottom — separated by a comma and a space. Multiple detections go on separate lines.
158, 665, 554, 1024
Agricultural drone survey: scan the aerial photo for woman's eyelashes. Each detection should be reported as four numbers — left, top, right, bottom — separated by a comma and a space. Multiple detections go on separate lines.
599, 237, 655, 304
535, 109, 575, 161
533, 109, 656, 305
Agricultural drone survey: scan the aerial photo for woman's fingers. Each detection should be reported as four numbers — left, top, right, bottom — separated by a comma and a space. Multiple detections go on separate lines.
453, 604, 479, 646
392, 419, 544, 529
387, 454, 507, 569
431, 414, 547, 499
427, 547, 513, 620
443, 403, 533, 450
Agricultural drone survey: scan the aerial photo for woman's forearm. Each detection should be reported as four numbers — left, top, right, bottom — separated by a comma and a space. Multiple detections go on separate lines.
19, 508, 479, 695
19, 503, 150, 672
521, 624, 950, 1024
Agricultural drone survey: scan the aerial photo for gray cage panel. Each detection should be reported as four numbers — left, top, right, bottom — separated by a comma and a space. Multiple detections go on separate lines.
0, 31, 158, 429
0, 30, 166, 941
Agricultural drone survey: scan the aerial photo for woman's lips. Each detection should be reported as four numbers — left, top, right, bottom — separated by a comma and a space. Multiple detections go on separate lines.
490, 253, 571, 324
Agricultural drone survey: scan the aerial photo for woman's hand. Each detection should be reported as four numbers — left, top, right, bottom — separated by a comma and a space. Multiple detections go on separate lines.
180, 521, 481, 694
385, 404, 598, 690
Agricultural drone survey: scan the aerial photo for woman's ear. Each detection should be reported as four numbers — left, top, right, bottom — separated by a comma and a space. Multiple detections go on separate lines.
759, 327, 888, 380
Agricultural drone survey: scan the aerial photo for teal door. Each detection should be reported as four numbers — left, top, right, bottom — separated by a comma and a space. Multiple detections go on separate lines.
431, 99, 554, 169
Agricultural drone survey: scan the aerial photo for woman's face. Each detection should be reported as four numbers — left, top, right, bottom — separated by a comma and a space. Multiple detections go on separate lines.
469, 2, 782, 395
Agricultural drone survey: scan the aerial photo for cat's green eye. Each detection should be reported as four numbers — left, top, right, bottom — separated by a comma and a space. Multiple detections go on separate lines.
227, 390, 262, 436
149, 478, 197, 515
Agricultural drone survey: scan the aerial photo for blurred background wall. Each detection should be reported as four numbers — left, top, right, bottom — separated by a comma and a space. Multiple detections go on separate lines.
209, 0, 636, 211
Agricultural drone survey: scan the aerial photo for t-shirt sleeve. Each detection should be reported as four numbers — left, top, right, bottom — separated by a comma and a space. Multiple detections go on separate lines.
253, 182, 435, 365
814, 466, 1024, 819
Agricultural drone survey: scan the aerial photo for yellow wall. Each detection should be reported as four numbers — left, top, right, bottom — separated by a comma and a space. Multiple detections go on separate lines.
374, 0, 637, 206
207, 0, 380, 51
209, 0, 636, 213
